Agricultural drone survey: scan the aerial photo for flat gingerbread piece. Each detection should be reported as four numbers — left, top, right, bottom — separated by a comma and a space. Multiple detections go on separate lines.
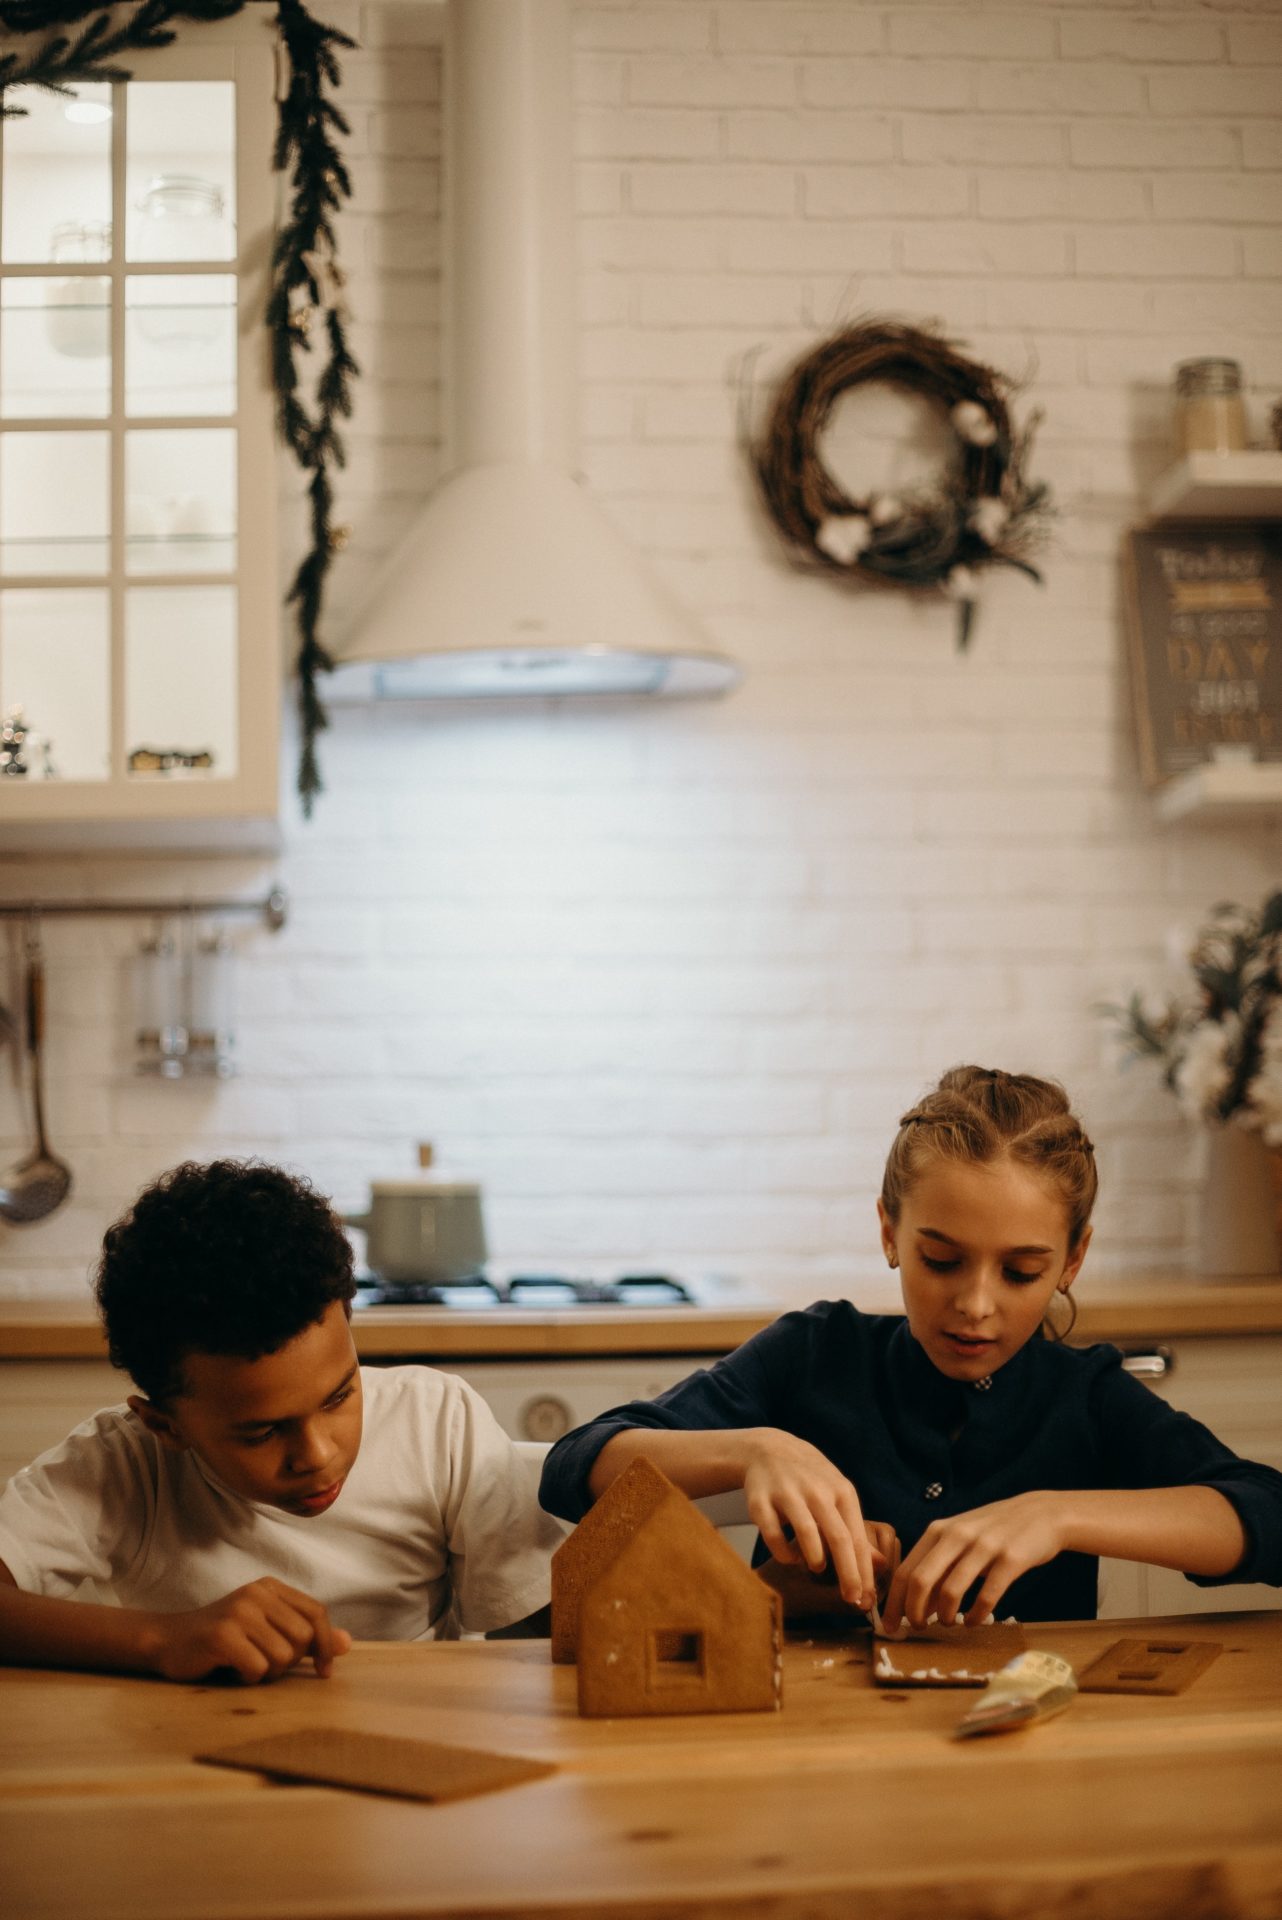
197, 1727, 554, 1802
872, 1621, 1027, 1687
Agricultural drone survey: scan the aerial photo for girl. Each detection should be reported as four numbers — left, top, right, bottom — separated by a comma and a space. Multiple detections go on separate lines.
539, 1066, 1282, 1627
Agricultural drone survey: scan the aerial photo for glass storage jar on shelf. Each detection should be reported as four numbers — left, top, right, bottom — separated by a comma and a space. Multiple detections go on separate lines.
1173, 358, 1249, 458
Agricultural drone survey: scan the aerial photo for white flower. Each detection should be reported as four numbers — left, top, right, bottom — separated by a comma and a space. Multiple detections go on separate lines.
969, 496, 1008, 545
1164, 924, 1195, 971
945, 565, 978, 600
1173, 1019, 1234, 1121
869, 494, 902, 527
1246, 1002, 1282, 1137
814, 515, 871, 565
950, 400, 998, 447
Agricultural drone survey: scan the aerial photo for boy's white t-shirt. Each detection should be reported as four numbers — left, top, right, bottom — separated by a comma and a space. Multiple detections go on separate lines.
0, 1364, 561, 1638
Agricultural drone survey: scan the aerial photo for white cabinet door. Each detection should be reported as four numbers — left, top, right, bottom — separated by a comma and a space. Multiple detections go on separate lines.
0, 29, 280, 854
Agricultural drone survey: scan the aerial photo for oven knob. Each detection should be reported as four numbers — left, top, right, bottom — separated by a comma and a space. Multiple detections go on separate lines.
521, 1395, 572, 1442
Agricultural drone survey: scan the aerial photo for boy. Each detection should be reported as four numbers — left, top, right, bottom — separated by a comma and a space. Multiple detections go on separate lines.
0, 1160, 560, 1682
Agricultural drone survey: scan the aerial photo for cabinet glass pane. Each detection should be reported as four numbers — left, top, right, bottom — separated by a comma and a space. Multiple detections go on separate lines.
1, 85, 112, 266
0, 432, 109, 575
126, 83, 236, 264
125, 276, 236, 416
126, 429, 236, 575
1, 278, 110, 419
125, 585, 237, 777
0, 588, 110, 781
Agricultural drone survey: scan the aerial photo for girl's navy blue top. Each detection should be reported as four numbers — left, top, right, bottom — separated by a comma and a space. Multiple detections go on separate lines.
538, 1300, 1282, 1621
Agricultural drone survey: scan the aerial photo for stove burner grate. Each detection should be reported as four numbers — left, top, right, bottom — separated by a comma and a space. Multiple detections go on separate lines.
354, 1272, 694, 1309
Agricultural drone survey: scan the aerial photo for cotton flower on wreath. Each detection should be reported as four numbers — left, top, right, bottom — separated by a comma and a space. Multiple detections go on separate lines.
1103, 892, 1282, 1140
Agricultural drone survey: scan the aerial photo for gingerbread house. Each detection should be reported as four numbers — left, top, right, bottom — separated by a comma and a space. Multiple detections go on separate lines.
551, 1457, 782, 1718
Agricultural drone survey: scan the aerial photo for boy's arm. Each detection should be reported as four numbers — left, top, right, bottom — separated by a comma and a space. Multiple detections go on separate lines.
0, 1557, 350, 1682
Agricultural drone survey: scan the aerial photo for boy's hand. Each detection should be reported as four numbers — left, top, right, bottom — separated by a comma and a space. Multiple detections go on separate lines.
879, 1492, 1065, 1635
741, 1430, 888, 1611
146, 1578, 353, 1684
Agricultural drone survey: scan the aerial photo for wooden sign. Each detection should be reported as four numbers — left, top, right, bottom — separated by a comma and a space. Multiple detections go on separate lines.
1124, 523, 1282, 786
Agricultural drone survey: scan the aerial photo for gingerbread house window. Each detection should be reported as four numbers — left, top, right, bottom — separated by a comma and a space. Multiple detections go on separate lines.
650, 1629, 704, 1681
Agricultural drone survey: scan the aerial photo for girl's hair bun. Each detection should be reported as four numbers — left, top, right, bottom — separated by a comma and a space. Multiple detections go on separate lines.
883, 1064, 1097, 1248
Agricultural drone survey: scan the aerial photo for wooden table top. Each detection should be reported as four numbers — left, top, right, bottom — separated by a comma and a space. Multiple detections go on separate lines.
3, 1612, 1281, 1920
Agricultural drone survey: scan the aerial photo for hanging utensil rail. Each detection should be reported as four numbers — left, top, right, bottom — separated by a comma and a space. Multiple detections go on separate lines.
0, 887, 288, 931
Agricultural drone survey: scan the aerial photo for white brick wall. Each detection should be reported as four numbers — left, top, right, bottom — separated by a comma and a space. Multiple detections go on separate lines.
2, 0, 1281, 1304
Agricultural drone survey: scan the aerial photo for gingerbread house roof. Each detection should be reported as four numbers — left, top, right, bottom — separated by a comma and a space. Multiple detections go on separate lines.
551, 1455, 683, 1663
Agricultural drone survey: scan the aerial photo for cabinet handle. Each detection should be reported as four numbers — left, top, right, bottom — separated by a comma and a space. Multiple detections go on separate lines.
1119, 1347, 1175, 1380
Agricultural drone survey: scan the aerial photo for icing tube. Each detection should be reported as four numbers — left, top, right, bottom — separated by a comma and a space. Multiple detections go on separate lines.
953, 1651, 1077, 1740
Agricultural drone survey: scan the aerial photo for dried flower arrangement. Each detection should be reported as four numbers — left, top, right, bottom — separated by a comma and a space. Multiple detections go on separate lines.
749, 318, 1052, 647
1103, 890, 1282, 1139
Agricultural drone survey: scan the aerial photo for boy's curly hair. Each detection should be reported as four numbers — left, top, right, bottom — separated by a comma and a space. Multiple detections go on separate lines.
95, 1160, 356, 1404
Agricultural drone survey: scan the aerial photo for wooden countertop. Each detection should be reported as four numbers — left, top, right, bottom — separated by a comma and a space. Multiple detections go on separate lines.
3, 1275, 1282, 1360
2, 1612, 1280, 1919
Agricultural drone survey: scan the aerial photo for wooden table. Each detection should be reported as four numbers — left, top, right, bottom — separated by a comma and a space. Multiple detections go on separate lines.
2, 1613, 1281, 1920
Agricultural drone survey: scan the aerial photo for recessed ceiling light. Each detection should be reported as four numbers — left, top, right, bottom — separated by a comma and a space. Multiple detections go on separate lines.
64, 100, 113, 126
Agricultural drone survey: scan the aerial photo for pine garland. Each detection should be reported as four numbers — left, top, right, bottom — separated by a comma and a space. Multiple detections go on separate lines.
0, 0, 358, 813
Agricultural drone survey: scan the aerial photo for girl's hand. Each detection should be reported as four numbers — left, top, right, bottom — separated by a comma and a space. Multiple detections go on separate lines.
867, 1519, 902, 1601
879, 1492, 1066, 1634
741, 1429, 889, 1610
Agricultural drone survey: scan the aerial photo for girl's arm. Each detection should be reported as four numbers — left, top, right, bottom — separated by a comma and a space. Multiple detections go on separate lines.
880, 1483, 1246, 1634
589, 1425, 888, 1610
1058, 1483, 1245, 1575
587, 1424, 763, 1500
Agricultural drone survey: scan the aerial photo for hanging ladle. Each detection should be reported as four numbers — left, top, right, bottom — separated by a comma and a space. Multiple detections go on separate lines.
0, 925, 73, 1223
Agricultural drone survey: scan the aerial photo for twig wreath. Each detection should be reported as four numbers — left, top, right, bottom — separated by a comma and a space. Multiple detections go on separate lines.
0, 0, 357, 812
750, 318, 1051, 648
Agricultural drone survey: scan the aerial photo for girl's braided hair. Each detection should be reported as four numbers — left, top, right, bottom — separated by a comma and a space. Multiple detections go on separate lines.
881, 1065, 1097, 1251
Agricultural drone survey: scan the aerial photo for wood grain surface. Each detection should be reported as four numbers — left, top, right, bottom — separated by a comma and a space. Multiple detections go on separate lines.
2, 1611, 1280, 1920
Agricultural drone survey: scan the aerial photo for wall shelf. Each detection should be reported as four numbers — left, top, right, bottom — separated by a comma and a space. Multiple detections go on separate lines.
1145, 450, 1282, 522
1154, 761, 1282, 825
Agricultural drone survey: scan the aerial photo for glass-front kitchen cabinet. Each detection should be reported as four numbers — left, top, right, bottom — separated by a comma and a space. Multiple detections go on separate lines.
0, 30, 280, 851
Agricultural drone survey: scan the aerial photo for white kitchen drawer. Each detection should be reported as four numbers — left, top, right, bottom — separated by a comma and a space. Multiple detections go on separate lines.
428, 1355, 705, 1445
1099, 1334, 1282, 1618
430, 1355, 760, 1560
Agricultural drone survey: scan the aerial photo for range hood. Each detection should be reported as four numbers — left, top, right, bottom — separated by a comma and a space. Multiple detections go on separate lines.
327, 0, 739, 703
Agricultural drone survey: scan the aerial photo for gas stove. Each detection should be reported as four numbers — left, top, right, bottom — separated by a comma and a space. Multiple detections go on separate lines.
353, 1272, 697, 1310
